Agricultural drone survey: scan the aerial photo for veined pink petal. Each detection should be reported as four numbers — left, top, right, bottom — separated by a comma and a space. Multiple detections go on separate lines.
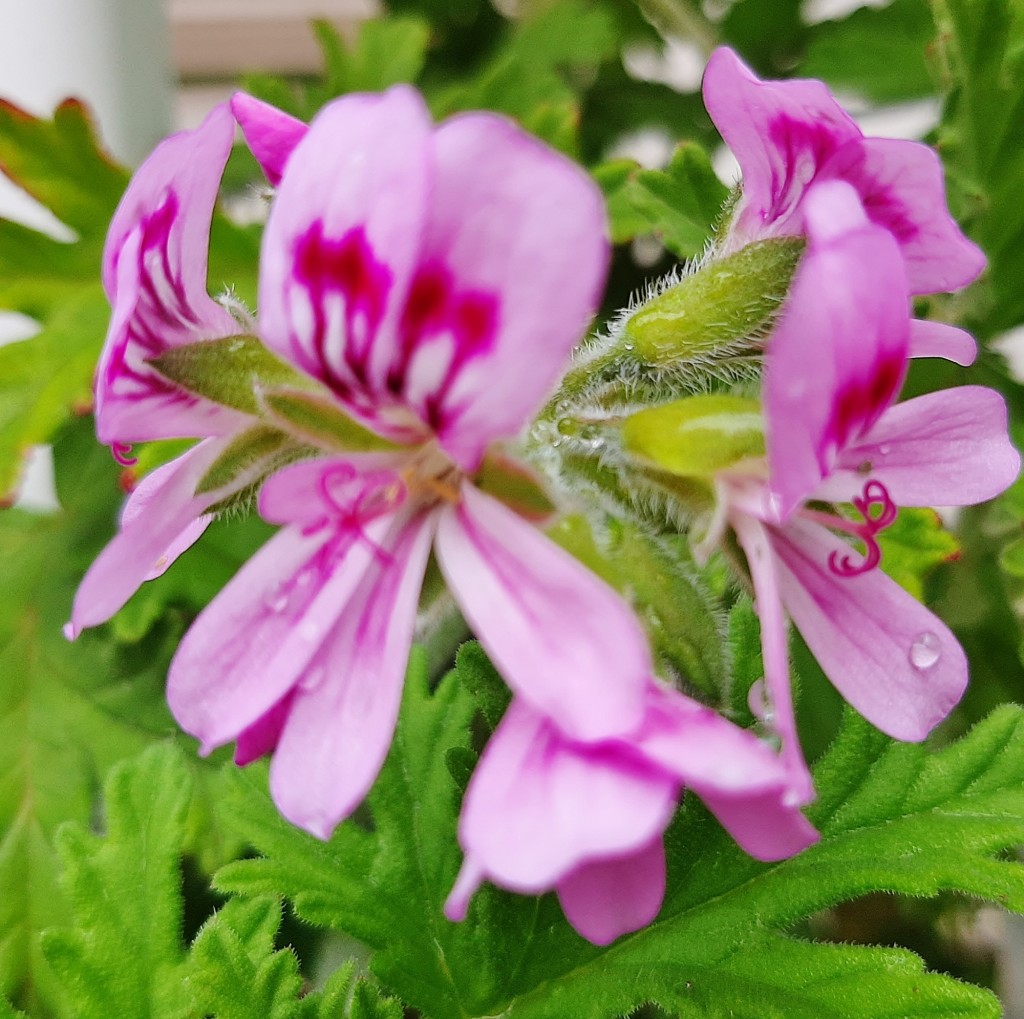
455, 700, 677, 892
821, 386, 1020, 508
167, 508, 396, 754
765, 181, 909, 518
231, 92, 308, 187
822, 137, 986, 295
732, 513, 815, 805
258, 86, 433, 443
702, 47, 861, 239
909, 319, 977, 366
436, 483, 649, 741
398, 112, 608, 470
269, 510, 436, 839
97, 104, 245, 444
696, 786, 820, 862
234, 690, 295, 766
771, 517, 968, 741
556, 836, 666, 946
65, 439, 226, 637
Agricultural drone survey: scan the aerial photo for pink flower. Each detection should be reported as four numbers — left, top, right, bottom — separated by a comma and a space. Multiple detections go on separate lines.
444, 685, 819, 945
166, 86, 658, 839
66, 105, 258, 638
712, 183, 1019, 798
703, 46, 983, 366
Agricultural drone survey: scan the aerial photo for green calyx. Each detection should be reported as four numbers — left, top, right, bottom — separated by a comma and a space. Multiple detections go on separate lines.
622, 393, 764, 479
259, 387, 399, 453
149, 334, 311, 415
625, 236, 804, 363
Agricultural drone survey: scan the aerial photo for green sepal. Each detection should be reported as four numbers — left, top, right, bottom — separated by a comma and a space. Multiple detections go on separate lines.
622, 393, 765, 479
625, 237, 804, 362
259, 387, 398, 454
149, 334, 309, 415
473, 450, 554, 521
195, 425, 300, 496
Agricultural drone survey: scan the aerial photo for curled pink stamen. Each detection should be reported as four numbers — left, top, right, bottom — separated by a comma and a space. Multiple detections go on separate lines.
828, 479, 897, 578
111, 441, 137, 466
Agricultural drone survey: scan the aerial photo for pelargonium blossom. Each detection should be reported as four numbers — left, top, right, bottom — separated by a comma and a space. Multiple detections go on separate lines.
706, 181, 1019, 796
66, 105, 262, 637
165, 86, 660, 839
703, 46, 983, 367
445, 683, 819, 945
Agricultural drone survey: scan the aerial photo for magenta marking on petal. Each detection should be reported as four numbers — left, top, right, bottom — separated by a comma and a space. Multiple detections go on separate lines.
766, 115, 842, 225
292, 222, 393, 393
234, 688, 296, 765
827, 479, 898, 578
111, 441, 138, 466
825, 351, 904, 457
392, 263, 499, 432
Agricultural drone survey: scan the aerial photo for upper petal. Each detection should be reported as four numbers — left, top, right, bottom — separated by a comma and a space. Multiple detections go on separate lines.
909, 319, 977, 366
822, 386, 1020, 507
822, 137, 986, 295
97, 104, 245, 443
231, 92, 308, 187
435, 483, 650, 741
257, 86, 433, 443
556, 836, 667, 946
394, 112, 609, 470
455, 700, 676, 892
269, 510, 436, 839
702, 47, 861, 239
65, 439, 224, 636
765, 181, 909, 518
771, 518, 968, 741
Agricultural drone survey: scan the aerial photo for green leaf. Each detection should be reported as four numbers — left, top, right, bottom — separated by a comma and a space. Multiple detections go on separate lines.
40, 744, 193, 1019
316, 17, 431, 95
930, 0, 1024, 334
802, 0, 935, 103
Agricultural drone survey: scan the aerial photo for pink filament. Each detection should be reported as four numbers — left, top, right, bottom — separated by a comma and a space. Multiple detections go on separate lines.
827, 479, 897, 577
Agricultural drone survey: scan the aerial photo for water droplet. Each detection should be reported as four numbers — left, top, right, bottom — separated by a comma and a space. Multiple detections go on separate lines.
265, 585, 289, 613
748, 678, 774, 723
909, 631, 941, 671
557, 417, 580, 437
878, 443, 892, 456
299, 619, 320, 642
298, 665, 326, 692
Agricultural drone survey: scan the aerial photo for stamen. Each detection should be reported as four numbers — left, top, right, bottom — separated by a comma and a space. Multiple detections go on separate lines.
827, 479, 898, 578
111, 441, 137, 466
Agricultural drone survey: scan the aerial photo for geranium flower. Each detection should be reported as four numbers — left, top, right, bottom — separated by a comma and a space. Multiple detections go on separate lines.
445, 685, 819, 945
66, 105, 261, 637
703, 46, 983, 366
707, 182, 1019, 797
165, 86, 658, 839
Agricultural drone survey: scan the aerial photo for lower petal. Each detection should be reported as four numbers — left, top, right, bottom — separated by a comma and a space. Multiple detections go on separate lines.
697, 787, 819, 862
772, 518, 968, 740
435, 483, 649, 741
556, 835, 667, 946
66, 439, 224, 637
268, 511, 436, 839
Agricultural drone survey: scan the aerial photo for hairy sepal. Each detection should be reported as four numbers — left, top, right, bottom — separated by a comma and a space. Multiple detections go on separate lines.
258, 387, 399, 454
194, 425, 307, 496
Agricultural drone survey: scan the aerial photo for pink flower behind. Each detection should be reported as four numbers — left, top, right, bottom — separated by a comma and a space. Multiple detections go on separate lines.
445, 686, 819, 945
167, 86, 659, 839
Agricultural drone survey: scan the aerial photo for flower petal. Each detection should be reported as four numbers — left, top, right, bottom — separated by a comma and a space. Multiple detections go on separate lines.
268, 511, 436, 839
822, 386, 1020, 507
231, 92, 307, 187
435, 483, 649, 741
695, 786, 819, 862
258, 86, 433, 443
702, 47, 861, 240
823, 137, 986, 295
765, 180, 909, 518
908, 319, 977, 366
65, 439, 226, 637
556, 836, 666, 946
396, 112, 608, 469
771, 518, 968, 741
97, 104, 245, 443
455, 700, 676, 892
166, 507, 395, 754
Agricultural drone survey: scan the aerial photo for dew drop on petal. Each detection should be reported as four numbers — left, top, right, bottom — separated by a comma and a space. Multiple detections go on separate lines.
298, 665, 326, 692
909, 631, 941, 671
265, 585, 289, 613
